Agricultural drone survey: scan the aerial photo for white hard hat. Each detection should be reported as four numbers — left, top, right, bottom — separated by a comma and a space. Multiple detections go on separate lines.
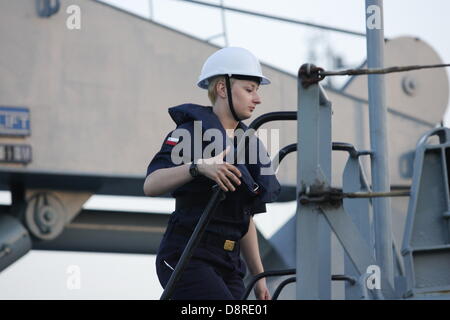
197, 47, 271, 89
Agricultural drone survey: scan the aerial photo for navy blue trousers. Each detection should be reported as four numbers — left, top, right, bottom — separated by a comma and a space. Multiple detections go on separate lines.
156, 223, 247, 300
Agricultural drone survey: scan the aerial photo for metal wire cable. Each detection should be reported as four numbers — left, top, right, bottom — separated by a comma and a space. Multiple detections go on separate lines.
300, 63, 450, 88
177, 0, 366, 37
320, 63, 450, 77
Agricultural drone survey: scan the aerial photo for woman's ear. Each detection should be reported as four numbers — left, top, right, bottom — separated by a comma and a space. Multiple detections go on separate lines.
216, 80, 227, 99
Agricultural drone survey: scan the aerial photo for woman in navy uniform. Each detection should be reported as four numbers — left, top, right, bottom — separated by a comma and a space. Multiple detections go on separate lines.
144, 47, 280, 300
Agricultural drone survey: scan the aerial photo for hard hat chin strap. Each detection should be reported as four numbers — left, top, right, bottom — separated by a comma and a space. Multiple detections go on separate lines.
225, 74, 242, 123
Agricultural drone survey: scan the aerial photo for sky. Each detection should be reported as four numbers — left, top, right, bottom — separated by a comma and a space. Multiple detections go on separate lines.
99, 0, 450, 120
1, 0, 449, 300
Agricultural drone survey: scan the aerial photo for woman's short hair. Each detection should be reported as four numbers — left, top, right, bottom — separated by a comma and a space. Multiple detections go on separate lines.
207, 76, 235, 105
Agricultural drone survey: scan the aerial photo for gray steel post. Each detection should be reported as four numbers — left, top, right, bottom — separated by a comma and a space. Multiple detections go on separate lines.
220, 0, 229, 47
343, 152, 374, 299
318, 86, 332, 300
365, 0, 394, 286
296, 78, 332, 299
148, 0, 154, 20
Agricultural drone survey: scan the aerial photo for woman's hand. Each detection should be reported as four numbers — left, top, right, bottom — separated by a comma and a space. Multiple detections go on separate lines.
254, 278, 271, 300
197, 146, 242, 192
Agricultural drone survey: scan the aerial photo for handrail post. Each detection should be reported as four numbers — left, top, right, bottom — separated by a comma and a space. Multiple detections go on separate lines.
296, 65, 333, 299
365, 0, 395, 287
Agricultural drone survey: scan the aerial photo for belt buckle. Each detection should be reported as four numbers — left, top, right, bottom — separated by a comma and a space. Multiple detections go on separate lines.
224, 240, 235, 251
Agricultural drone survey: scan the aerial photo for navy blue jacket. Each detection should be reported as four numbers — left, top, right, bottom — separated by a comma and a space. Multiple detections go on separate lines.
147, 103, 281, 239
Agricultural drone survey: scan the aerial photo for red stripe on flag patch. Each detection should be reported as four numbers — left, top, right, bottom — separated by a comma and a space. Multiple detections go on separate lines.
165, 137, 179, 146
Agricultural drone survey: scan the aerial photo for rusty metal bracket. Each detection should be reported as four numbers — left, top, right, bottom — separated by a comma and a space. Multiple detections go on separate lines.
298, 63, 326, 88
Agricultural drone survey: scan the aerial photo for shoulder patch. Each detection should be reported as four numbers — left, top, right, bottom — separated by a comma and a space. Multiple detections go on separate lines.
165, 136, 179, 146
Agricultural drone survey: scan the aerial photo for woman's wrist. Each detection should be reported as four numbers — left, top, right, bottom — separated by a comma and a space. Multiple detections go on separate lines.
252, 269, 264, 276
196, 159, 205, 175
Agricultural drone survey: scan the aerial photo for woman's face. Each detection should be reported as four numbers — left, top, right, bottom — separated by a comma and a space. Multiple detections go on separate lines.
230, 79, 261, 120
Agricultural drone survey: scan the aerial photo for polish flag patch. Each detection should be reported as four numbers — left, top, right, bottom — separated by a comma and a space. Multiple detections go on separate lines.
165, 136, 179, 146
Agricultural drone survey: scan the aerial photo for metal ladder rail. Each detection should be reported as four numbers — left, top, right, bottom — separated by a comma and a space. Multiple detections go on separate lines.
334, 142, 407, 279
271, 277, 296, 300
245, 141, 408, 299
242, 269, 296, 300
271, 275, 358, 300
242, 269, 357, 300
242, 142, 367, 300
277, 142, 405, 277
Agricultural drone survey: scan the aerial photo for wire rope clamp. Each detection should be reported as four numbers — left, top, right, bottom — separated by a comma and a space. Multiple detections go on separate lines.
298, 63, 326, 88
298, 183, 343, 207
